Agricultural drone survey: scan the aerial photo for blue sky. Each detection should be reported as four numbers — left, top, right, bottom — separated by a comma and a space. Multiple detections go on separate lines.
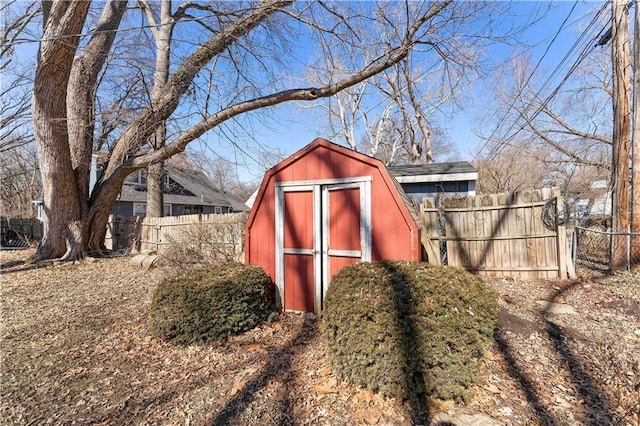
4, 1, 611, 185
205, 1, 610, 184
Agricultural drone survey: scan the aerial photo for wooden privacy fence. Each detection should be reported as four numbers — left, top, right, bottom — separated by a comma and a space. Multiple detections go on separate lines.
105, 213, 247, 261
420, 188, 575, 279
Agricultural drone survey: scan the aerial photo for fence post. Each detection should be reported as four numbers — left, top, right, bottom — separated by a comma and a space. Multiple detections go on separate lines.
555, 189, 569, 279
155, 223, 160, 254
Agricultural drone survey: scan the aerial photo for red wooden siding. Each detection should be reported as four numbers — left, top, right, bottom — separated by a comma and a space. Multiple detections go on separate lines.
328, 187, 360, 251
283, 191, 313, 249
282, 190, 315, 312
283, 254, 314, 312
245, 138, 420, 312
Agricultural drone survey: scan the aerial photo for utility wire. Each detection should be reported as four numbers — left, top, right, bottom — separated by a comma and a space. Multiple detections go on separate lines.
475, 1, 609, 161
320, 4, 594, 160
473, 2, 580, 159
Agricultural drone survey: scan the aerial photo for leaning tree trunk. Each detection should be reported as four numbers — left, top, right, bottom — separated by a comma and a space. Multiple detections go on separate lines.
67, 0, 128, 217
85, 173, 130, 252
32, 1, 90, 260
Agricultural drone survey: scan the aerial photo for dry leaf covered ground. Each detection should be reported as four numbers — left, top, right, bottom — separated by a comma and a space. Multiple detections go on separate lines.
1, 248, 639, 425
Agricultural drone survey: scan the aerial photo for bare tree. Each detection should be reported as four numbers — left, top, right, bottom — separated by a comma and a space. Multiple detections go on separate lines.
138, 0, 178, 217
1, 0, 40, 153
1, 0, 40, 71
475, 48, 612, 199
308, 2, 536, 165
0, 1, 42, 218
310, 55, 460, 165
31, 0, 541, 261
475, 140, 551, 194
0, 145, 41, 217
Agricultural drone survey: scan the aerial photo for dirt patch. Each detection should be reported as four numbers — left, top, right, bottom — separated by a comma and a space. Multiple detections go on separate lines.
1, 249, 639, 425
496, 307, 544, 337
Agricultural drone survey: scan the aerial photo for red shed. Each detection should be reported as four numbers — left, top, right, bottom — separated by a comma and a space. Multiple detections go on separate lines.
245, 138, 421, 313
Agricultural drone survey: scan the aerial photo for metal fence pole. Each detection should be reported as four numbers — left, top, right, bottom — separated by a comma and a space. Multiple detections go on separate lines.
155, 224, 160, 253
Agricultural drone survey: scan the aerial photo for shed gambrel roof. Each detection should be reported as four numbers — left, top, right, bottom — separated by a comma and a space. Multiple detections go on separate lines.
387, 161, 477, 183
246, 138, 421, 233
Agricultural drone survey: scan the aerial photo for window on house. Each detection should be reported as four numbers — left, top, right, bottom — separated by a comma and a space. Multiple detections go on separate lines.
164, 203, 172, 216
214, 206, 223, 214
133, 203, 146, 216
183, 205, 203, 215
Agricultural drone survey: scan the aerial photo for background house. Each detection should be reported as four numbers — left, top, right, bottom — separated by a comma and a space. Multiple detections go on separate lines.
113, 163, 248, 217
387, 162, 478, 205
572, 175, 612, 223
35, 157, 247, 220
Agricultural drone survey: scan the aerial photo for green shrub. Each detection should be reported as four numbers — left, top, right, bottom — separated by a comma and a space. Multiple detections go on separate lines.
322, 260, 498, 403
150, 263, 277, 345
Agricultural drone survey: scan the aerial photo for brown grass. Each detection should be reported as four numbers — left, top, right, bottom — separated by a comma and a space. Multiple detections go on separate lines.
1, 248, 639, 425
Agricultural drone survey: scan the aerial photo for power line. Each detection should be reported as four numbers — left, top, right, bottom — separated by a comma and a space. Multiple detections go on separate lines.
326, 4, 599, 161
473, 2, 581, 159
475, 1, 610, 161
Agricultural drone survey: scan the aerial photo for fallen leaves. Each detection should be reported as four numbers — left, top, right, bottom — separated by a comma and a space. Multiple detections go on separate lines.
353, 407, 383, 424
229, 379, 247, 396
1, 249, 639, 425
310, 378, 338, 395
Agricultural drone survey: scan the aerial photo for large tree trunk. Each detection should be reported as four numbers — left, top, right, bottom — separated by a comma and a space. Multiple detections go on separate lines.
145, 0, 174, 217
67, 0, 128, 216
85, 172, 130, 252
34, 1, 126, 261
32, 1, 90, 260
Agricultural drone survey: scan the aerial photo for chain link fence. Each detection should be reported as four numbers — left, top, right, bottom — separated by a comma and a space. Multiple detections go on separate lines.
574, 222, 640, 275
573, 223, 640, 305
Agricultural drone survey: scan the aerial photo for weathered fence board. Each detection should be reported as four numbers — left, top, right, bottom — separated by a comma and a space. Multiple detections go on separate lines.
420, 188, 572, 279
105, 213, 247, 261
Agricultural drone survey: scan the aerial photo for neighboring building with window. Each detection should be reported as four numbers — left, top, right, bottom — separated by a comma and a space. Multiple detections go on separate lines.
387, 161, 477, 205
35, 157, 248, 221
112, 163, 248, 217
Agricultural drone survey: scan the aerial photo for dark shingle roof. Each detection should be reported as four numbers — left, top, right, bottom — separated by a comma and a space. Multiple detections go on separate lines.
165, 164, 249, 212
118, 164, 249, 212
387, 161, 476, 177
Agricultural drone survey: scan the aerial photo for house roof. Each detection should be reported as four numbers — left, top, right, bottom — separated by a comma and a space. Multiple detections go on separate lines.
118, 164, 249, 211
167, 164, 248, 211
387, 161, 477, 184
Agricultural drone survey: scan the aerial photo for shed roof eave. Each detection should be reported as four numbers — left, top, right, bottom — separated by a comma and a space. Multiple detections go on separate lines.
393, 171, 478, 184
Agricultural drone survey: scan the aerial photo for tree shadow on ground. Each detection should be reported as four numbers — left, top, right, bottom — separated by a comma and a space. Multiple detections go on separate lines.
433, 192, 617, 424
208, 318, 317, 426
493, 326, 558, 425
543, 281, 616, 425
495, 280, 617, 425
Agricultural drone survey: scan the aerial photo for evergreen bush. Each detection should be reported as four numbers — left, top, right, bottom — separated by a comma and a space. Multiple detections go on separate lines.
322, 260, 498, 403
150, 262, 276, 345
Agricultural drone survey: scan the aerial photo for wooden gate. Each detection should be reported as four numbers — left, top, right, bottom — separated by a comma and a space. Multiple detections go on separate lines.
420, 188, 574, 279
276, 178, 372, 313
